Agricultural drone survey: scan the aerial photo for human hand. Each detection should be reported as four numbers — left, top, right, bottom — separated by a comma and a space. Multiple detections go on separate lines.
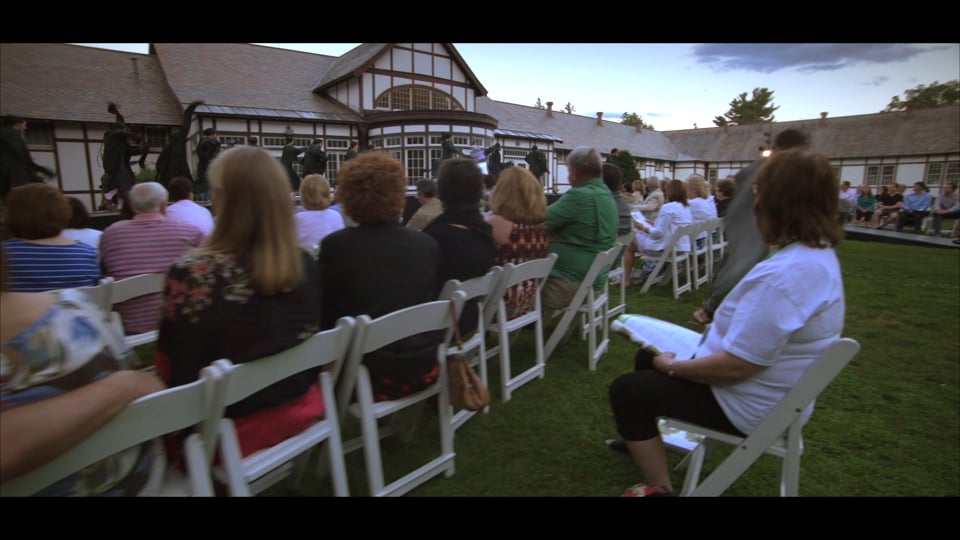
653, 352, 677, 374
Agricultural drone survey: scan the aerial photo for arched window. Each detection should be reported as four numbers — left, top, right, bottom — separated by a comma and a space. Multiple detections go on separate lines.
374, 85, 463, 112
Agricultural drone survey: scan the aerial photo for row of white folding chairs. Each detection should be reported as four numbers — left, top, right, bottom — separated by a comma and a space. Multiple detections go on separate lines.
75, 272, 166, 349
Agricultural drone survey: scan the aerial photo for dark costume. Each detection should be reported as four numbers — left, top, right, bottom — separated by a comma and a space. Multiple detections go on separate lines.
525, 144, 547, 181
344, 145, 358, 162
155, 100, 202, 187
484, 143, 503, 178
194, 131, 222, 198
441, 134, 463, 161
301, 143, 328, 177
281, 142, 306, 192
0, 124, 54, 202
101, 103, 149, 210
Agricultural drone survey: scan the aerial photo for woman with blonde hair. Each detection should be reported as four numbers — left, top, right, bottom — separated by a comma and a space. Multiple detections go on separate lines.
156, 146, 324, 462
685, 174, 718, 249
486, 166, 551, 319
295, 174, 344, 253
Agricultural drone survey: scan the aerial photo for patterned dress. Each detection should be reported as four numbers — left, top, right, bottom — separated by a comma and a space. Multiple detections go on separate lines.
494, 222, 551, 320
0, 289, 162, 496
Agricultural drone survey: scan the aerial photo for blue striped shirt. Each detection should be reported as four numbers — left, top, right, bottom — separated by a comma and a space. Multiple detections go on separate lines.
2, 239, 100, 291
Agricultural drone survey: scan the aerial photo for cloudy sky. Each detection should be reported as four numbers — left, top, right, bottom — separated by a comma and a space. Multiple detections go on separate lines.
74, 43, 959, 132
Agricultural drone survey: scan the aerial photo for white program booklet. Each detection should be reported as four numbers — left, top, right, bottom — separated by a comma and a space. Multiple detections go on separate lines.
610, 314, 702, 360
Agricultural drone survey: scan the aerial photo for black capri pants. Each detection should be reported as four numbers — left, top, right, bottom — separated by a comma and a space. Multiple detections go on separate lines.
609, 349, 745, 441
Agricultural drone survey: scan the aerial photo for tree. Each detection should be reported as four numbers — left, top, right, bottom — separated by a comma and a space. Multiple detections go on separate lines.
620, 112, 655, 130
712, 87, 779, 127
563, 102, 575, 114
611, 149, 641, 184
883, 80, 960, 112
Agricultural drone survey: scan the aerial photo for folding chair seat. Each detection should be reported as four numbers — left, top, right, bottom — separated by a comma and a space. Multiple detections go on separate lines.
206, 317, 356, 496
438, 266, 507, 430
563, 243, 625, 370
108, 272, 166, 348
484, 254, 557, 402
1, 365, 224, 497
660, 337, 860, 497
336, 292, 465, 497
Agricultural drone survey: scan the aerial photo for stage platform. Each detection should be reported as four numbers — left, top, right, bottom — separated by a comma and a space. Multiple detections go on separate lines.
843, 223, 958, 250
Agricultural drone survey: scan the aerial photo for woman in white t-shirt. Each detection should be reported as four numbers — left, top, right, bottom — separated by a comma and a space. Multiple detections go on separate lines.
684, 174, 718, 249
607, 149, 846, 497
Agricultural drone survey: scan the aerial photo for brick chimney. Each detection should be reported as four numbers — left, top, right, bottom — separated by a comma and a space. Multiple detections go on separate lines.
597, 112, 603, 125
546, 101, 554, 118
820, 111, 828, 127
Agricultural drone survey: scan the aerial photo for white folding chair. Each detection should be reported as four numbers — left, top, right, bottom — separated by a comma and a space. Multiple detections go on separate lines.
108, 272, 166, 348
573, 243, 625, 370
336, 292, 465, 497
709, 217, 728, 272
0, 365, 224, 497
544, 244, 622, 369
661, 337, 861, 497
638, 223, 694, 299
206, 317, 356, 497
483, 254, 558, 402
605, 242, 629, 325
74, 276, 115, 314
438, 266, 507, 430
690, 221, 712, 290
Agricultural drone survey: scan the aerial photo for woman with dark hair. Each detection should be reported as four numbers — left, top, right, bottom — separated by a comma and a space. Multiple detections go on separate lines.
2, 183, 99, 291
318, 151, 443, 402
606, 149, 845, 496
424, 157, 497, 335
62, 196, 102, 250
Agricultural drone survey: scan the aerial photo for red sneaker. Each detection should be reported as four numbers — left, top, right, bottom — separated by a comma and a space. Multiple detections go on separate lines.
622, 483, 675, 497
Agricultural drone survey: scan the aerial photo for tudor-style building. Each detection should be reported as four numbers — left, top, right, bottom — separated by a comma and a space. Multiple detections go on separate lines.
2, 42, 958, 212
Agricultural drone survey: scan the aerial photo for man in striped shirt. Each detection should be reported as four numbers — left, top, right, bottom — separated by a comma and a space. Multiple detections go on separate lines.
99, 182, 203, 335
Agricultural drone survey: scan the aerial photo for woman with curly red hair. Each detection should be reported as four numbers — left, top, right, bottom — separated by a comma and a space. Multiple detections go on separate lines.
318, 151, 443, 401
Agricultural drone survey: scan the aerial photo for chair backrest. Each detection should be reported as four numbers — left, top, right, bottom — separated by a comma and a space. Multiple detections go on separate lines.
74, 277, 115, 315
688, 337, 861, 496
498, 253, 558, 293
111, 272, 166, 305
211, 317, 356, 446
1, 365, 223, 497
438, 266, 506, 340
335, 291, 466, 416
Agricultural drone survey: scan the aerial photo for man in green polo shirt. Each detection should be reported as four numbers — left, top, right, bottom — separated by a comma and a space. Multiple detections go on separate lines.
542, 145, 618, 320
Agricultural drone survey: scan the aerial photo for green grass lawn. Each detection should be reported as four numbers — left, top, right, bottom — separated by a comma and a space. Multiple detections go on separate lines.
252, 240, 960, 497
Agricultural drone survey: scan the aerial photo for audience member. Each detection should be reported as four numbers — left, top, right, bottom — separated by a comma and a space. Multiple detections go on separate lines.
634, 177, 664, 221
603, 163, 633, 248
896, 181, 932, 233
713, 177, 736, 217
406, 178, 443, 231
280, 136, 307, 193
155, 145, 324, 462
693, 128, 810, 325
1, 115, 54, 204
62, 196, 103, 251
0, 249, 166, 495
194, 127, 221, 202
838, 181, 858, 224
623, 179, 692, 285
930, 181, 959, 236
294, 173, 345, 253
871, 183, 903, 229
165, 176, 214, 243
542, 146, 618, 319
607, 149, 845, 497
631, 179, 646, 204
685, 174, 718, 249
486, 166, 551, 320
328, 188, 357, 228
423, 158, 497, 335
99, 182, 203, 336
2, 183, 99, 291
854, 184, 876, 227
318, 151, 443, 402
